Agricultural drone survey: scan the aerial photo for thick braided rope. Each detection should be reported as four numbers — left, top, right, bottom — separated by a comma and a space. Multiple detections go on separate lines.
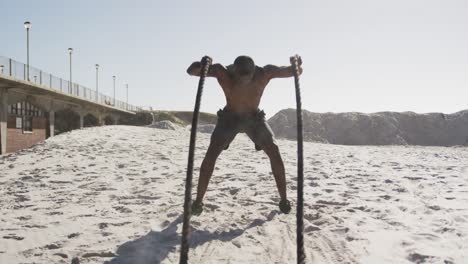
179, 56, 212, 264
290, 55, 306, 264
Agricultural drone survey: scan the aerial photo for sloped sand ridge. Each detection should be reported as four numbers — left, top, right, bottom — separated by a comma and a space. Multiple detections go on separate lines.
269, 109, 468, 146
0, 126, 467, 263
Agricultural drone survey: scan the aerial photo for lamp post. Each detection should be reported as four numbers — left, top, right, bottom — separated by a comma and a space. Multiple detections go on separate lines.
0, 65, 4, 74
24, 21, 32, 81
112, 75, 116, 106
95, 64, 99, 102
126, 83, 128, 110
68, 48, 73, 94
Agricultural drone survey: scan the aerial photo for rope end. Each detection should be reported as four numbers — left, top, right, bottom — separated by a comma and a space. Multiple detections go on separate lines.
201, 56, 212, 65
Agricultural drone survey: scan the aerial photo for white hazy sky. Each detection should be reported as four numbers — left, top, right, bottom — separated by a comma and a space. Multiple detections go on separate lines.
1, 0, 467, 116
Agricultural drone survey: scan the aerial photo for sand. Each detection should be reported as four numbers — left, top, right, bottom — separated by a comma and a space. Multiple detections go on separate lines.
0, 126, 467, 263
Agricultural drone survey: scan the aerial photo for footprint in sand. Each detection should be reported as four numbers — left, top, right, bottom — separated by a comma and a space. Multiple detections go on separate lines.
68, 233, 80, 239
407, 252, 435, 263
229, 188, 240, 195
44, 243, 62, 250
113, 206, 133, 213
82, 251, 116, 258
3, 235, 24, 240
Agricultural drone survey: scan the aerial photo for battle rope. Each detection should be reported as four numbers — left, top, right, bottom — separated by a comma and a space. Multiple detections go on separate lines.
290, 55, 306, 264
179, 56, 212, 264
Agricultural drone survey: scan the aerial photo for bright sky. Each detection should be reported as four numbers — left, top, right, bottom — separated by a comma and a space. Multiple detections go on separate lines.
1, 0, 467, 116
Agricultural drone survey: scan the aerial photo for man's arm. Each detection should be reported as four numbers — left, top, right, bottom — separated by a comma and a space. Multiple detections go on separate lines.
187, 62, 231, 94
186, 62, 227, 78
263, 64, 303, 79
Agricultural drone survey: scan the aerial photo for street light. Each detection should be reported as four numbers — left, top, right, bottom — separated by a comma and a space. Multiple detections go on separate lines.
24, 21, 32, 81
68, 48, 73, 94
0, 65, 4, 74
112, 75, 116, 106
95, 64, 99, 102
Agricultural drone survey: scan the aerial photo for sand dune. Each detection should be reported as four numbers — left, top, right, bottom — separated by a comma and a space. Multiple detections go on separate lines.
0, 126, 467, 263
269, 109, 468, 146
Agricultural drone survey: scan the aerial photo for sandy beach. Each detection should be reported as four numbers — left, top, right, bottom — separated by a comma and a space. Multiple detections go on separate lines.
0, 125, 467, 263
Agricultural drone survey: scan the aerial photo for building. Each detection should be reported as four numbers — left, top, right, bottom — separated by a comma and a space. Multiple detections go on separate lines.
5, 101, 48, 153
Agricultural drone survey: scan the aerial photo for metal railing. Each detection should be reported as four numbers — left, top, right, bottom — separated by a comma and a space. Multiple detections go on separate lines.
0, 55, 142, 112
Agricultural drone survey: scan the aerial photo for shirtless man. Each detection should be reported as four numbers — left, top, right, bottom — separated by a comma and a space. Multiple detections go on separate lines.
187, 55, 302, 215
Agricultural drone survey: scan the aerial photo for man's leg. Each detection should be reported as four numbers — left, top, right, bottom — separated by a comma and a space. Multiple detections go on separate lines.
192, 120, 237, 215
262, 142, 288, 203
247, 119, 291, 213
194, 141, 224, 205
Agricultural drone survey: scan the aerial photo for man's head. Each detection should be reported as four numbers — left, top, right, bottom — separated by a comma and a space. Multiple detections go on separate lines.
233, 56, 255, 77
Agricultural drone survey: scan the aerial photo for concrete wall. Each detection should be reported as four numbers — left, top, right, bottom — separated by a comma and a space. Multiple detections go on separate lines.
0, 88, 7, 154
6, 116, 47, 153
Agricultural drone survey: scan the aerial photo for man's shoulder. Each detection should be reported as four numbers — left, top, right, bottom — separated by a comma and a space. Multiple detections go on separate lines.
253, 65, 266, 74
262, 64, 277, 72
254, 66, 268, 78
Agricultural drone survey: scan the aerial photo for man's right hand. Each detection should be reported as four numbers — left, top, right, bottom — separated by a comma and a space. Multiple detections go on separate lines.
187, 61, 202, 76
187, 57, 215, 76
290, 55, 302, 66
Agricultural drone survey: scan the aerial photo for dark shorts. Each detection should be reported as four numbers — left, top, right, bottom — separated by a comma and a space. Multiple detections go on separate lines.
210, 108, 276, 151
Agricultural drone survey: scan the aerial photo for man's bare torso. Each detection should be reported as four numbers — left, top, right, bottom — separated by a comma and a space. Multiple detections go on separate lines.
218, 65, 269, 114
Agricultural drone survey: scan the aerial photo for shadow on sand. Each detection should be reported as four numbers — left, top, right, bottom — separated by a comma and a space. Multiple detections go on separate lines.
105, 210, 279, 264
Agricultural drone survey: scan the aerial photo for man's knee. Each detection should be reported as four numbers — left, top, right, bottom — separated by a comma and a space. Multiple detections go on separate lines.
205, 142, 225, 160
263, 141, 281, 157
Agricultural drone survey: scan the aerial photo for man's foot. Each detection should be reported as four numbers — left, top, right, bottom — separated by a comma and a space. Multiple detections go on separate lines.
191, 201, 204, 216
279, 199, 291, 214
